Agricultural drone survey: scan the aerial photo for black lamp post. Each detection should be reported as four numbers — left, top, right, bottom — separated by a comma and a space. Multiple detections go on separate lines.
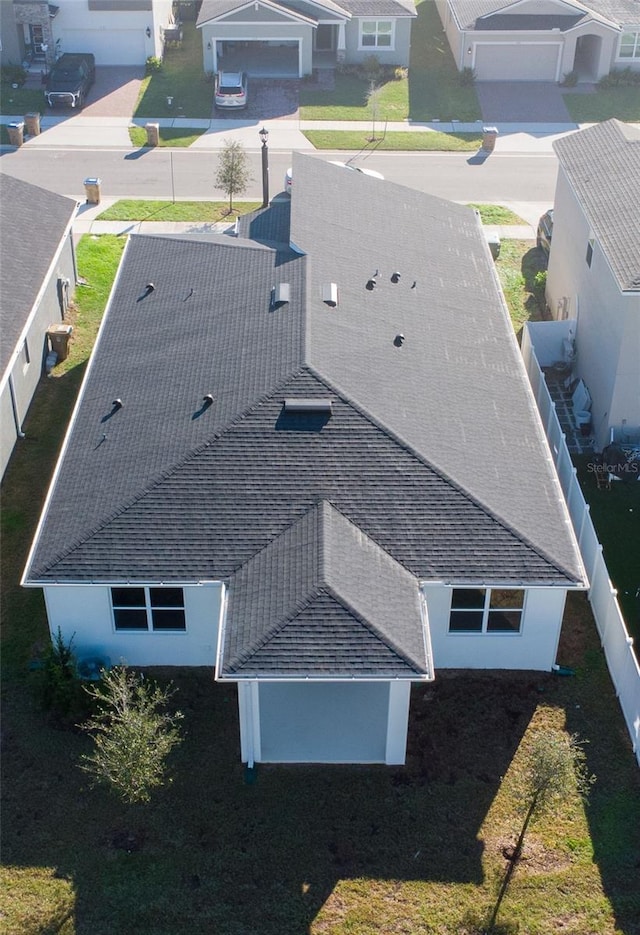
259, 126, 269, 208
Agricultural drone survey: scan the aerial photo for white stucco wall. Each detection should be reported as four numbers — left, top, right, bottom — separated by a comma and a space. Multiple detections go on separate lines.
547, 170, 640, 449
237, 679, 411, 764
343, 17, 412, 67
423, 584, 568, 670
43, 582, 224, 667
53, 0, 173, 63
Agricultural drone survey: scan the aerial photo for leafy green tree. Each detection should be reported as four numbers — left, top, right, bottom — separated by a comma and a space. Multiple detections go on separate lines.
215, 139, 251, 213
40, 628, 87, 723
80, 666, 183, 804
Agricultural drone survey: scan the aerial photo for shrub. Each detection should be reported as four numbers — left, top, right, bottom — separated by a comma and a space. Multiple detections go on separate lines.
145, 55, 163, 74
1, 63, 27, 86
459, 66, 476, 87
598, 67, 640, 88
39, 628, 89, 724
361, 54, 382, 81
533, 269, 547, 296
394, 66, 409, 81
560, 70, 579, 87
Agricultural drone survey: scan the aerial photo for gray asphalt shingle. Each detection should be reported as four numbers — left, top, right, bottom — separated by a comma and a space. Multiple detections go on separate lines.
554, 120, 640, 292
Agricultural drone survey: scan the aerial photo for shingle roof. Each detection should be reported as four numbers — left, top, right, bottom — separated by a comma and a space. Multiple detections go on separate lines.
554, 120, 640, 292
0, 175, 77, 377
197, 0, 351, 24
221, 500, 431, 677
446, 0, 625, 30
24, 157, 587, 676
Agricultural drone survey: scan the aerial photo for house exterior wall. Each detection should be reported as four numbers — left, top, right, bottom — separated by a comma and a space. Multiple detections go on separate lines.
199, 22, 313, 75
237, 679, 411, 764
546, 169, 640, 449
42, 582, 224, 667
52, 0, 173, 63
423, 585, 567, 670
0, 232, 76, 480
342, 16, 412, 67
0, 0, 24, 67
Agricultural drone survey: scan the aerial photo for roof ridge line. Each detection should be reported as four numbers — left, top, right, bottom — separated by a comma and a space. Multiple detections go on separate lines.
304, 365, 582, 583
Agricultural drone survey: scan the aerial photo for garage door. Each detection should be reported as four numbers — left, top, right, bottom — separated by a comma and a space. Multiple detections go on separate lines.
258, 681, 389, 763
474, 43, 561, 81
62, 29, 146, 65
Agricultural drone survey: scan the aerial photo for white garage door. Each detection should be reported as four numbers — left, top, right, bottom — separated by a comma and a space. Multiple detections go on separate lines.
474, 43, 561, 81
258, 681, 389, 763
62, 29, 146, 65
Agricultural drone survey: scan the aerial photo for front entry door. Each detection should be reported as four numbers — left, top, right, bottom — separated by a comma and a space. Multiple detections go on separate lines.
29, 25, 46, 58
314, 25, 334, 51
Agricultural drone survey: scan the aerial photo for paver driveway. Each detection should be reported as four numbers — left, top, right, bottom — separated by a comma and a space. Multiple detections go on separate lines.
476, 82, 574, 123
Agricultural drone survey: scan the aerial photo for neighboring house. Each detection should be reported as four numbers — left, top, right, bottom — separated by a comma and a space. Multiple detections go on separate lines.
4, 0, 175, 68
0, 175, 77, 480
546, 119, 640, 450
197, 0, 416, 77
22, 155, 586, 766
435, 0, 640, 82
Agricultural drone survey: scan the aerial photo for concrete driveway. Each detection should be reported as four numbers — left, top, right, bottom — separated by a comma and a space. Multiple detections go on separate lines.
476, 82, 573, 123
213, 78, 300, 120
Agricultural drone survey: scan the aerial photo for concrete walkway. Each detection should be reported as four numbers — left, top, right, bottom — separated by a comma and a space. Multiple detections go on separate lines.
73, 195, 538, 240
0, 112, 586, 154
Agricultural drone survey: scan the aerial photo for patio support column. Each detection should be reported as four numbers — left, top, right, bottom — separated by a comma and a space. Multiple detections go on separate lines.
385, 681, 411, 765
337, 22, 345, 50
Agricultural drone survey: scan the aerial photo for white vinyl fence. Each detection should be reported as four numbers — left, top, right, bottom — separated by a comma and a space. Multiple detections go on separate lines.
523, 324, 640, 766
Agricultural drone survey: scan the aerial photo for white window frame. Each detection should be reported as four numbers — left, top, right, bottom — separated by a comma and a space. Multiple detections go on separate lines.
617, 31, 640, 60
21, 338, 30, 373
448, 587, 525, 635
110, 586, 186, 633
358, 19, 395, 51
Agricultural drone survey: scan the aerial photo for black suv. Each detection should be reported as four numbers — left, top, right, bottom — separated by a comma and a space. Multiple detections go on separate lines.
45, 53, 96, 109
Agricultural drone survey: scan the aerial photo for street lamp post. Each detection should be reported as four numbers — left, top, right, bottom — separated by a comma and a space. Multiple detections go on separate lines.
259, 126, 269, 208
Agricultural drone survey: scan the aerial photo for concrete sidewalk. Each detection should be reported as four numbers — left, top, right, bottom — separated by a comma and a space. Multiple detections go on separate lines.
73, 195, 537, 240
1, 112, 583, 153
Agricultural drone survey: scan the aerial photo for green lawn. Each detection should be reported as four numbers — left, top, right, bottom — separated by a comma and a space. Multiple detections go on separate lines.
0, 84, 45, 116
470, 204, 528, 225
128, 125, 206, 148
563, 87, 640, 123
134, 22, 213, 119
495, 239, 549, 337
97, 200, 261, 221
1, 238, 639, 935
303, 129, 482, 150
299, 0, 481, 123
575, 456, 640, 644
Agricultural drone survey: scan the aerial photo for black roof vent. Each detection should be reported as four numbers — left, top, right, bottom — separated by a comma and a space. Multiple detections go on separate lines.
112, 398, 123, 411
391, 272, 401, 283
284, 398, 333, 414
366, 279, 377, 291
202, 394, 214, 408
394, 334, 405, 347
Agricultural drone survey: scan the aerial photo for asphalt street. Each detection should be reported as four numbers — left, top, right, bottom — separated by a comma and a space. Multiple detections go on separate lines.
0, 147, 558, 209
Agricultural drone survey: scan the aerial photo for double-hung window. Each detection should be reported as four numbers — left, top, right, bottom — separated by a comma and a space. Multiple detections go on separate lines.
111, 587, 186, 631
449, 588, 524, 633
360, 20, 394, 50
618, 32, 640, 59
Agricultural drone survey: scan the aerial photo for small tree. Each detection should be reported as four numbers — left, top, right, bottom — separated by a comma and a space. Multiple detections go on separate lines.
488, 729, 595, 931
215, 139, 251, 213
366, 81, 383, 142
40, 628, 88, 724
80, 666, 183, 805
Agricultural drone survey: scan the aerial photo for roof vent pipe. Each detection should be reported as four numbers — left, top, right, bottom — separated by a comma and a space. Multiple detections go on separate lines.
322, 282, 338, 307
391, 272, 401, 283
202, 394, 214, 407
112, 398, 123, 411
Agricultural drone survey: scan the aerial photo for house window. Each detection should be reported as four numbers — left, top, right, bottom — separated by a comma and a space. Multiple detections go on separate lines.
449, 588, 524, 633
359, 20, 394, 50
586, 238, 594, 267
111, 587, 186, 631
618, 32, 640, 59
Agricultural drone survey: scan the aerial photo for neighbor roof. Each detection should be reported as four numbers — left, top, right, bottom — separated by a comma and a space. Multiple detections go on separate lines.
0, 175, 77, 378
554, 120, 640, 291
446, 0, 621, 30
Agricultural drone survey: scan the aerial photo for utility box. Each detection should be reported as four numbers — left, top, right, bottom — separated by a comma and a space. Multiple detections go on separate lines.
485, 231, 501, 259
25, 112, 41, 136
482, 126, 499, 152
8, 122, 24, 147
83, 177, 102, 204
145, 122, 160, 146
47, 323, 73, 362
